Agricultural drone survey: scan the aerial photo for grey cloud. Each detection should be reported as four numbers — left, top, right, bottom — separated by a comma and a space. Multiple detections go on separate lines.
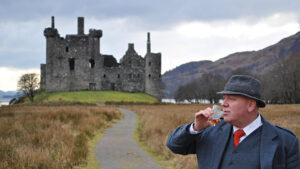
1, 0, 300, 71
1, 0, 300, 29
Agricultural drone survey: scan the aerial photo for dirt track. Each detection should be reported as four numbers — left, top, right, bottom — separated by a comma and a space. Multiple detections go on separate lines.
95, 108, 164, 169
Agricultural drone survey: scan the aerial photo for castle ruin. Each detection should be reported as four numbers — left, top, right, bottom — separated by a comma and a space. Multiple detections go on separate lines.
40, 17, 163, 100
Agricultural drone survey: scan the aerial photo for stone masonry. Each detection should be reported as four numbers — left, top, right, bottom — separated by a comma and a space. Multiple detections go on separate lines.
40, 16, 163, 100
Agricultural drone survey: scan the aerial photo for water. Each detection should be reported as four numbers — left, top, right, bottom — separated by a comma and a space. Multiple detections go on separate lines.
0, 98, 11, 106
162, 98, 214, 104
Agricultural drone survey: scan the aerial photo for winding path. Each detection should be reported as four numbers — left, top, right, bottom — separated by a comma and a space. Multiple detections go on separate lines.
95, 108, 164, 169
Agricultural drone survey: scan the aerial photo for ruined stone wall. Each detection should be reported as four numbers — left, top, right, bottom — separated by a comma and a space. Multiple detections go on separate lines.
119, 44, 145, 92
42, 17, 162, 99
40, 64, 46, 89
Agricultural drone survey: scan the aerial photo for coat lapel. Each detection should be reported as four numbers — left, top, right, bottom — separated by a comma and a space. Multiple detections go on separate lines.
211, 122, 232, 169
260, 118, 278, 169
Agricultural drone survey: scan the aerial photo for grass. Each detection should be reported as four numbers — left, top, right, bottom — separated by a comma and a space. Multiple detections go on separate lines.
0, 105, 122, 169
2, 103, 298, 169
125, 104, 300, 169
30, 91, 159, 104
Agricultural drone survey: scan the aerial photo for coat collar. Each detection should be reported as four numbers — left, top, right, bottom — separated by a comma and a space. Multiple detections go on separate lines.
211, 122, 232, 169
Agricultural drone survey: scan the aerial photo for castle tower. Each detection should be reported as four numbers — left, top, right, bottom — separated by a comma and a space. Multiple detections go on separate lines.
145, 32, 163, 100
147, 32, 151, 53
78, 17, 84, 35
43, 16, 60, 92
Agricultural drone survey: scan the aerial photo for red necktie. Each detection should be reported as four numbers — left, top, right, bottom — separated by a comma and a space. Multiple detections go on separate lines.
234, 129, 245, 147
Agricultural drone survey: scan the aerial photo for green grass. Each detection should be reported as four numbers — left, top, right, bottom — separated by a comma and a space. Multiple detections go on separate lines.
31, 91, 159, 104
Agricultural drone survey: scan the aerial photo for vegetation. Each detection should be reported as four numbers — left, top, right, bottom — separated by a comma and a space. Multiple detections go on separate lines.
125, 104, 300, 169
17, 73, 40, 102
174, 53, 300, 104
262, 53, 300, 104
174, 73, 224, 103
21, 90, 159, 104
0, 105, 122, 169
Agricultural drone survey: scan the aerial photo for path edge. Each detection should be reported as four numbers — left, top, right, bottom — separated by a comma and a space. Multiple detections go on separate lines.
133, 110, 178, 169
75, 112, 124, 169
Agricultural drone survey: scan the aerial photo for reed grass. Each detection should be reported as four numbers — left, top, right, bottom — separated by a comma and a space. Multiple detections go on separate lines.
125, 104, 300, 169
0, 105, 122, 169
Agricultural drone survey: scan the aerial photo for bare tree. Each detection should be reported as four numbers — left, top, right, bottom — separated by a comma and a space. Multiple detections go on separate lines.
174, 72, 224, 104
262, 53, 300, 104
17, 73, 40, 102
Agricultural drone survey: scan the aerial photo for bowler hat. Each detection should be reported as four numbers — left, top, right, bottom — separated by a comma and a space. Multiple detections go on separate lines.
217, 75, 266, 107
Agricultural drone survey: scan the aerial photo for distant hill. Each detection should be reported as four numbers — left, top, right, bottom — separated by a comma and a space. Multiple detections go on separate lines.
0, 90, 19, 98
162, 31, 300, 97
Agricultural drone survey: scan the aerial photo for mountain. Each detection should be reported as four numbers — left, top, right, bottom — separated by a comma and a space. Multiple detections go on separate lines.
162, 31, 300, 97
0, 90, 19, 98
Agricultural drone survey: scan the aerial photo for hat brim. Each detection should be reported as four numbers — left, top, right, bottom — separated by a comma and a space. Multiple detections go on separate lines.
217, 91, 266, 108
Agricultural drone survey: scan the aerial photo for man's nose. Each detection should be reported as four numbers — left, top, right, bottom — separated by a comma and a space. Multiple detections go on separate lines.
221, 99, 228, 107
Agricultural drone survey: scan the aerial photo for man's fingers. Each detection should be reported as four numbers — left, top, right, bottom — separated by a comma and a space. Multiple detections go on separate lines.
195, 108, 213, 119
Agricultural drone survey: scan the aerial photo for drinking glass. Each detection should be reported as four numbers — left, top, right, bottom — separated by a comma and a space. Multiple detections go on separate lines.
209, 105, 223, 126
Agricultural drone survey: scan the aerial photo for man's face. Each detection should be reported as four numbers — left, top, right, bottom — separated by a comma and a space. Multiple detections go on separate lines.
221, 94, 252, 128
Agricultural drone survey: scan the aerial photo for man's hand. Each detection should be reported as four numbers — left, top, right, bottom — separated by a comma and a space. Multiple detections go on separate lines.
193, 107, 213, 131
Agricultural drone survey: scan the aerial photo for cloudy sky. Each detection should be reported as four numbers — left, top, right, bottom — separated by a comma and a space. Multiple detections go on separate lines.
1, 0, 300, 91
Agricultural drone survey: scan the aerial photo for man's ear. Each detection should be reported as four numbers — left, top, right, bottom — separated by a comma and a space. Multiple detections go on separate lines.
248, 99, 257, 112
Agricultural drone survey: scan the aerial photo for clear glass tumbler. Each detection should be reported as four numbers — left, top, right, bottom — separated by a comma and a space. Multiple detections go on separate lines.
209, 105, 223, 126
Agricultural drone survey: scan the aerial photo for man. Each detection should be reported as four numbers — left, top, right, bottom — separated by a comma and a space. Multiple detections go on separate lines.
167, 75, 300, 169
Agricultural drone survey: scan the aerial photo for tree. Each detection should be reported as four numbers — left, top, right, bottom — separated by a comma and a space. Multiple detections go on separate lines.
174, 72, 225, 104
261, 53, 300, 104
17, 73, 40, 102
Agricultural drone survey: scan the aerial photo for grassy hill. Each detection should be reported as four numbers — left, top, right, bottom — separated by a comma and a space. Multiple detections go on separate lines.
31, 91, 159, 104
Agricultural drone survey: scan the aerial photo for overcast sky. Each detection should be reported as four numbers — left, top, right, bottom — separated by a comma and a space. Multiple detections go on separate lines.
1, 0, 300, 91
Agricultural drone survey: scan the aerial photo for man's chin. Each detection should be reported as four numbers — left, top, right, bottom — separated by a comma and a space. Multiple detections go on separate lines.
223, 117, 230, 123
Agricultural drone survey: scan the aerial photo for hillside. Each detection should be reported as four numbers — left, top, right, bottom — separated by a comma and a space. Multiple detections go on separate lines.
0, 90, 18, 98
162, 31, 300, 97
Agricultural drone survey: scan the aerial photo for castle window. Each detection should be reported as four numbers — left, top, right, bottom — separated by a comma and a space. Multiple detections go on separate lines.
69, 58, 75, 71
89, 59, 95, 68
118, 74, 120, 78
89, 83, 96, 91
148, 62, 151, 66
148, 74, 151, 78
66, 46, 69, 52
103, 74, 106, 78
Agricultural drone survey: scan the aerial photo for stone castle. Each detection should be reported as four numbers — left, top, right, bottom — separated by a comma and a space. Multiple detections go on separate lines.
40, 17, 163, 99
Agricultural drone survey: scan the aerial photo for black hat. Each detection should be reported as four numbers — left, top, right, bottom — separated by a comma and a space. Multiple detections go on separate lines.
217, 75, 266, 107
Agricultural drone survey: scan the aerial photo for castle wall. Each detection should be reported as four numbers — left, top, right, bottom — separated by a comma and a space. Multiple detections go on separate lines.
119, 44, 145, 92
40, 64, 46, 89
42, 17, 162, 99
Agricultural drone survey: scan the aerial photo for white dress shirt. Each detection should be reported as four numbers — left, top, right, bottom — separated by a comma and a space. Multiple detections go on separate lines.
232, 114, 262, 143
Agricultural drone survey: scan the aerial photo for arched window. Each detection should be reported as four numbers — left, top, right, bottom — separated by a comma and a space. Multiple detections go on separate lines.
66, 46, 69, 52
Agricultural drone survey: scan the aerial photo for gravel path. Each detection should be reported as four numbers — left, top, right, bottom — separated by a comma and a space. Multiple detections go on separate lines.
95, 108, 164, 169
